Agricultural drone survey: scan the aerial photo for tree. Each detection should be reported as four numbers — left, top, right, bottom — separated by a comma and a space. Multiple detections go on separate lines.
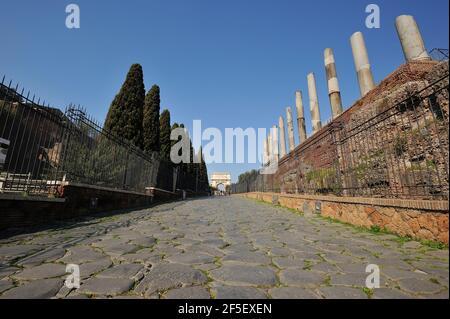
197, 148, 210, 191
159, 109, 171, 162
171, 122, 180, 148
143, 85, 160, 153
104, 64, 145, 149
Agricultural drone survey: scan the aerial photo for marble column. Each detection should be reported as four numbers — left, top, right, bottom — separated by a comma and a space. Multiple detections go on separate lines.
286, 107, 295, 152
350, 32, 376, 97
395, 15, 431, 62
295, 90, 307, 144
278, 116, 287, 158
307, 73, 322, 134
324, 48, 343, 119
272, 125, 279, 160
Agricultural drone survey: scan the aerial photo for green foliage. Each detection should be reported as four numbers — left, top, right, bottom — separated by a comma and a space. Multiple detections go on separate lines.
197, 147, 210, 192
352, 150, 385, 180
420, 240, 448, 250
305, 167, 340, 194
393, 135, 408, 157
159, 109, 171, 161
104, 64, 145, 149
370, 225, 382, 233
171, 123, 180, 148
362, 287, 374, 299
143, 85, 161, 153
425, 159, 437, 171
238, 169, 260, 184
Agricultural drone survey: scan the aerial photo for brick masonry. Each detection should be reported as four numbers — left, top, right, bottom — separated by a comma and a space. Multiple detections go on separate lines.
269, 61, 449, 199
241, 192, 449, 244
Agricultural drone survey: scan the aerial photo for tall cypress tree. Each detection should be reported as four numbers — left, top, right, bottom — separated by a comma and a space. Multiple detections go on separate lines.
104, 64, 145, 149
197, 147, 209, 191
159, 109, 171, 162
171, 123, 180, 148
143, 85, 161, 153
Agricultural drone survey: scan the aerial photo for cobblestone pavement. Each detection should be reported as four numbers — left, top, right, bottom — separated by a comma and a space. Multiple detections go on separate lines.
0, 197, 448, 299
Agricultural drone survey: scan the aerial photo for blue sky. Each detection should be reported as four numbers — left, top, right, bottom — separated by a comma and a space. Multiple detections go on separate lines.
1, 0, 448, 182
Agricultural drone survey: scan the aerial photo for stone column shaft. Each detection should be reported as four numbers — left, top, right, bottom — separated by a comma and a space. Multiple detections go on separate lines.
395, 15, 431, 62
286, 107, 295, 152
307, 73, 322, 134
263, 137, 268, 165
278, 116, 287, 158
324, 48, 343, 119
272, 125, 279, 160
350, 32, 376, 97
295, 90, 307, 144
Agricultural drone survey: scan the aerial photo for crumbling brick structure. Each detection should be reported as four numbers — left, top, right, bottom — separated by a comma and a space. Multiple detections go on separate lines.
269, 61, 449, 201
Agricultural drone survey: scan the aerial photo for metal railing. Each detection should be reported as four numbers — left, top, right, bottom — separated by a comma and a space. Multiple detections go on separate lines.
430, 48, 449, 61
0, 77, 159, 196
233, 73, 449, 200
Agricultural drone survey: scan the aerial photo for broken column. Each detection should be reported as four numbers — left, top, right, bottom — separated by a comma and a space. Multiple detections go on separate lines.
324, 48, 343, 119
295, 90, 307, 144
263, 137, 268, 165
286, 107, 295, 152
395, 15, 431, 62
272, 125, 279, 160
278, 116, 287, 158
350, 31, 376, 97
307, 73, 322, 134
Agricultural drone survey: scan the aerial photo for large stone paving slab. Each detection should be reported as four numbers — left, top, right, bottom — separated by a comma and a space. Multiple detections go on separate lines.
78, 278, 135, 296
0, 279, 63, 299
135, 263, 208, 297
212, 285, 267, 299
0, 197, 448, 299
12, 263, 66, 280
210, 262, 277, 286
163, 286, 211, 299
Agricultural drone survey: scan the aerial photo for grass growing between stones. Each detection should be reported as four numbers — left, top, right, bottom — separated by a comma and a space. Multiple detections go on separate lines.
320, 216, 448, 251
362, 287, 374, 299
303, 260, 313, 271
323, 275, 332, 287
246, 196, 448, 251
252, 198, 304, 216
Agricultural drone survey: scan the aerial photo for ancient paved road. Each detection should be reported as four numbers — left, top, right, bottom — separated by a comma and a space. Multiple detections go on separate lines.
0, 197, 448, 299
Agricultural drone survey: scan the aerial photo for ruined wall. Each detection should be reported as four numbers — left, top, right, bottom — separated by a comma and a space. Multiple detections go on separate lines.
273, 61, 449, 200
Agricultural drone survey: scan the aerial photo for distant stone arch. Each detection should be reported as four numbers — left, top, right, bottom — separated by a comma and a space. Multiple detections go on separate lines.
210, 172, 231, 189
216, 183, 226, 192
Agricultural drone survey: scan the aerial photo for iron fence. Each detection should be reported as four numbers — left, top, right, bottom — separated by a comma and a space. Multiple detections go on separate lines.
0, 77, 159, 196
430, 48, 449, 62
233, 72, 449, 200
